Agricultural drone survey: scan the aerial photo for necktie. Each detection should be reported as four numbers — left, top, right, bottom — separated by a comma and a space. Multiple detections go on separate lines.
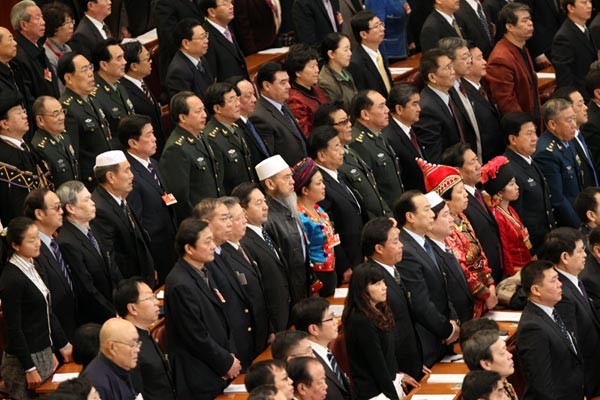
376, 53, 392, 93
408, 128, 423, 156
87, 229, 102, 255
262, 226, 279, 259
121, 200, 136, 229
474, 189, 487, 209
102, 23, 112, 39
552, 308, 577, 353
322, 0, 338, 31
327, 349, 344, 384
458, 81, 467, 96
49, 239, 73, 291
239, 245, 251, 264
452, 18, 463, 39
265, 0, 281, 31
197, 60, 205, 73
140, 81, 156, 104
578, 279, 588, 299
281, 106, 305, 141
476, 1, 493, 43
339, 176, 361, 213
478, 85, 489, 102
447, 99, 465, 141
147, 163, 163, 189
224, 28, 234, 43
393, 266, 402, 285
246, 119, 270, 156
423, 240, 442, 276
576, 133, 599, 185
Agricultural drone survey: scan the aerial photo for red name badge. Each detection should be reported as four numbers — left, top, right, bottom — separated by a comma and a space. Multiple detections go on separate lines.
44, 68, 53, 82
336, 11, 343, 25
214, 288, 226, 303
404, 2, 411, 14
162, 193, 178, 206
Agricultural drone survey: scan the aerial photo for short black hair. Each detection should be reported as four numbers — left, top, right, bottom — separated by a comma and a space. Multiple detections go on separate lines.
256, 62, 286, 92
6, 217, 36, 254
307, 125, 339, 159
204, 82, 238, 115
387, 83, 419, 112
551, 86, 578, 103
121, 40, 143, 73
248, 385, 278, 400
349, 90, 375, 121
361, 217, 395, 259
590, 226, 600, 248
56, 377, 93, 399
538, 227, 582, 264
22, 188, 51, 220
461, 370, 502, 400
72, 323, 101, 367
199, 0, 218, 14
463, 329, 500, 371
113, 277, 145, 318
42, 2, 72, 38
500, 112, 535, 145
231, 182, 262, 208
393, 190, 422, 227
175, 218, 210, 257
118, 114, 152, 149
350, 10, 377, 43
285, 44, 319, 83
173, 18, 203, 48
459, 318, 499, 346
320, 32, 350, 62
420, 48, 449, 84
521, 259, 555, 296
498, 2, 531, 28
586, 62, 600, 95
91, 38, 122, 71
271, 330, 309, 361
440, 142, 472, 168
287, 357, 321, 391
245, 359, 288, 392
291, 297, 331, 333
575, 187, 600, 224
57, 51, 80, 84
313, 101, 345, 128
170, 91, 196, 125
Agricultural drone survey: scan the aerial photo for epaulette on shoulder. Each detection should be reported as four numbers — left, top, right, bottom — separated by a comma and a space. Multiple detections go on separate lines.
62, 96, 73, 107
37, 136, 47, 149
208, 126, 219, 138
364, 130, 374, 139
174, 135, 185, 146
546, 141, 555, 152
355, 132, 364, 143
90, 86, 99, 97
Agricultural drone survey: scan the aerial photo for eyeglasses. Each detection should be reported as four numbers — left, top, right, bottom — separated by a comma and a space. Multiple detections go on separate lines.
79, 63, 94, 73
61, 19, 75, 27
137, 294, 158, 303
218, 215, 233, 222
113, 340, 142, 349
333, 117, 351, 126
39, 109, 66, 118
217, 0, 234, 6
45, 203, 63, 212
368, 21, 385, 30
191, 32, 210, 41
321, 315, 337, 323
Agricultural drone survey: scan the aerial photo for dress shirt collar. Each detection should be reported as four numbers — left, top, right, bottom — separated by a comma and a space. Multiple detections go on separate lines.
530, 300, 555, 320
309, 341, 333, 369
574, 20, 587, 33
122, 74, 144, 91
262, 94, 285, 113
0, 135, 25, 150
240, 115, 248, 123
246, 224, 264, 238
38, 231, 53, 251
403, 227, 426, 247
511, 149, 532, 165
463, 77, 481, 90
10, 254, 50, 300
105, 188, 124, 206
181, 50, 200, 67
392, 117, 412, 140
428, 84, 451, 105
69, 219, 90, 236
227, 241, 240, 250
372, 258, 397, 279
435, 8, 456, 26
317, 163, 339, 182
464, 184, 476, 196
86, 15, 107, 39
127, 151, 150, 169
556, 268, 583, 295
361, 44, 381, 66
464, 0, 481, 12
430, 238, 448, 251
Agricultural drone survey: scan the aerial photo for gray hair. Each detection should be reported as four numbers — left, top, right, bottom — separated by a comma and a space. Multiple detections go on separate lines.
10, 0, 37, 32
437, 37, 469, 59
542, 98, 572, 125
219, 196, 240, 209
56, 180, 87, 215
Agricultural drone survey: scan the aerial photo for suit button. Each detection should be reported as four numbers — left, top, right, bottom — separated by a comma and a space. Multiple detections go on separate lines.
247, 327, 252, 332
244, 309, 249, 313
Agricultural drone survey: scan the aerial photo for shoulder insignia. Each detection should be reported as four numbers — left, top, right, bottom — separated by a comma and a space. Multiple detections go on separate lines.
103, 85, 111, 93
174, 136, 185, 146
187, 136, 195, 144
62, 96, 73, 106
355, 133, 364, 143
232, 122, 238, 129
221, 128, 229, 137
208, 127, 218, 138
49, 138, 56, 145
546, 141, 555, 152
364, 130, 374, 139
90, 86, 98, 96
37, 137, 47, 149
76, 98, 83, 105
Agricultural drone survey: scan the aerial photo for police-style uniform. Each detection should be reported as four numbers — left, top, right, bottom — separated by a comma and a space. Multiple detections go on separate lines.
349, 121, 404, 211
533, 130, 583, 228
90, 74, 135, 143
31, 129, 79, 188
159, 125, 224, 222
204, 117, 256, 194
60, 88, 113, 190
339, 145, 392, 219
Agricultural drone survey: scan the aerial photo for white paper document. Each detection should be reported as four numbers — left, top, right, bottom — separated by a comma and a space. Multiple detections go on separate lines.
411, 395, 456, 400
52, 372, 79, 383
258, 47, 290, 54
390, 68, 413, 75
483, 311, 521, 322
334, 288, 348, 298
156, 290, 164, 300
330, 304, 344, 317
427, 374, 466, 384
223, 384, 247, 393
536, 72, 556, 79
440, 354, 464, 363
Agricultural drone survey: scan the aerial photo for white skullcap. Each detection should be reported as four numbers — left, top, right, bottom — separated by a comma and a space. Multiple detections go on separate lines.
425, 191, 444, 209
255, 155, 290, 181
94, 150, 127, 171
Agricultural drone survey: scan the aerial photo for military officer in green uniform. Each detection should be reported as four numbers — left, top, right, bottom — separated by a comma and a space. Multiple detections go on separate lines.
160, 91, 224, 221
314, 100, 392, 219
90, 39, 135, 145
57, 52, 113, 190
204, 82, 256, 194
31, 96, 79, 187
349, 90, 404, 211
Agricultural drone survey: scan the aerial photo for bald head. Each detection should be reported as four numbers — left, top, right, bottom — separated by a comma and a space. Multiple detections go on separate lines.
100, 318, 140, 370
0, 27, 18, 64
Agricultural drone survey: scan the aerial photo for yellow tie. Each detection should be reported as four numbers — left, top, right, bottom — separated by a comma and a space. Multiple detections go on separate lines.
376, 53, 392, 93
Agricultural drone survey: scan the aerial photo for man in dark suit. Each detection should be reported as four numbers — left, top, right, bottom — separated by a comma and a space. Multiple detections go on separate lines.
383, 84, 425, 192
502, 112, 556, 254
427, 192, 474, 323
463, 45, 504, 163
121, 41, 166, 157
165, 218, 241, 399
204, 82, 256, 194
165, 19, 215, 102
119, 115, 177, 285
407, 0, 432, 51
229, 76, 271, 167
483, 0, 509, 35
233, 182, 291, 331
455, 0, 494, 58
396, 191, 459, 367
441, 143, 504, 282
520, 0, 565, 69
339, 0, 363, 48
232, 0, 278, 54
552, 0, 596, 100
292, 298, 352, 400
193, 199, 257, 370
292, 0, 341, 46
160, 91, 224, 221
517, 261, 584, 399
68, 0, 112, 60
24, 188, 77, 341
310, 126, 366, 281
348, 11, 392, 97
90, 150, 156, 287
412, 49, 464, 163
201, 0, 249, 82
419, 0, 463, 52
540, 227, 600, 398
361, 217, 425, 383
250, 62, 307, 167
533, 98, 583, 228
56, 180, 121, 325
581, 227, 600, 315
575, 187, 600, 246
0, 27, 27, 106
581, 67, 600, 172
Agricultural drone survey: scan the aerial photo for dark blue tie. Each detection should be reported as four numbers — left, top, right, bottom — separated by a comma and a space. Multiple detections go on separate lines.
577, 133, 599, 185
327, 349, 344, 384
552, 308, 577, 353
246, 119, 270, 156
49, 239, 73, 292
87, 229, 101, 255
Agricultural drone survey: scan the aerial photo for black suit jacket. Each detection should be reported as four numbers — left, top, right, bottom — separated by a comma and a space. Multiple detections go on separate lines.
455, 0, 494, 58
382, 119, 425, 192
412, 86, 462, 163
132, 327, 176, 400
36, 242, 77, 341
318, 169, 366, 275
313, 349, 351, 400
202, 21, 249, 82
91, 186, 155, 287
241, 228, 291, 331
552, 18, 598, 100
590, 13, 600, 51
68, 16, 105, 60
429, 238, 474, 323
420, 10, 461, 52
57, 220, 120, 325
516, 301, 584, 400
462, 78, 504, 163
397, 230, 454, 367
520, 0, 565, 58
250, 97, 307, 167
165, 50, 215, 101
126, 154, 177, 284
292, 0, 341, 46
581, 255, 600, 316
448, 87, 479, 156
232, 0, 278, 54
120, 78, 166, 156
581, 100, 600, 173
236, 118, 270, 167
347, 45, 392, 97
555, 272, 600, 398
464, 191, 503, 282
164, 258, 234, 400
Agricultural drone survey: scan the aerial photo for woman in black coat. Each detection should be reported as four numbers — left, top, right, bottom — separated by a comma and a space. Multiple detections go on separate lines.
342, 262, 401, 400
0, 217, 72, 399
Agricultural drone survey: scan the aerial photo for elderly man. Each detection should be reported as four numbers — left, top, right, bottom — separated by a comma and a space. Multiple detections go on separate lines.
287, 357, 329, 400
81, 318, 142, 399
90, 150, 155, 286
0, 26, 26, 106
68, 0, 112, 60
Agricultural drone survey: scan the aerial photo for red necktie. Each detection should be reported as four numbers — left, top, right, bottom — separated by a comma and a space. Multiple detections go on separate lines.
448, 99, 465, 142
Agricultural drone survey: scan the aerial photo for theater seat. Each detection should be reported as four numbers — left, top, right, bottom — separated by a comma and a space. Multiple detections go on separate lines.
151, 318, 167, 354
329, 332, 349, 376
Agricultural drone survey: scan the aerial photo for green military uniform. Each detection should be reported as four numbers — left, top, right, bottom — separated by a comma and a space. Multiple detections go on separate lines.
31, 129, 79, 188
349, 121, 404, 211
160, 125, 224, 222
60, 88, 113, 190
339, 145, 391, 219
90, 74, 135, 147
205, 117, 256, 194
